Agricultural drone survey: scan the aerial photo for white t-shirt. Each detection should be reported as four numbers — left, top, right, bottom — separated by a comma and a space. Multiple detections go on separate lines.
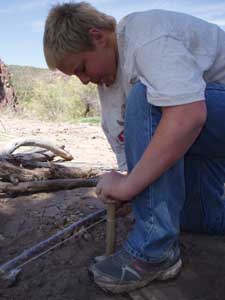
98, 9, 225, 171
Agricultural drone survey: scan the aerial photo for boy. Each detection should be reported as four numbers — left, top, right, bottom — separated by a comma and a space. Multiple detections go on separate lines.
43, 2, 225, 294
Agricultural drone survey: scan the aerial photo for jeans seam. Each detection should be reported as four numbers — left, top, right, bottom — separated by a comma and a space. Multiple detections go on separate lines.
199, 159, 207, 233
149, 103, 154, 226
142, 103, 155, 253
146, 103, 154, 232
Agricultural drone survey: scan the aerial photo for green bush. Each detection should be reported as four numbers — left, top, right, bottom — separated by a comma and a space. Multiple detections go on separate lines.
9, 66, 100, 122
23, 78, 84, 121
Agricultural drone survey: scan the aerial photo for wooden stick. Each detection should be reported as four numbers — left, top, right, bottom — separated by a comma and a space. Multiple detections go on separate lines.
0, 161, 99, 183
0, 177, 99, 196
0, 161, 50, 183
0, 152, 55, 164
106, 203, 116, 256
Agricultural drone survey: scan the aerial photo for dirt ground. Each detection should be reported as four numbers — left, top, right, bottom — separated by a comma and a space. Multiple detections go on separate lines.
0, 116, 131, 300
1, 116, 225, 300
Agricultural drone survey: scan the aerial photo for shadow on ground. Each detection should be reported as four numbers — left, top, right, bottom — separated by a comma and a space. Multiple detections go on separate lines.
0, 189, 224, 300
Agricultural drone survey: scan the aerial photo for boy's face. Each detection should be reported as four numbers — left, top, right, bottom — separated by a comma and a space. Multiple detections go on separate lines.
58, 29, 118, 87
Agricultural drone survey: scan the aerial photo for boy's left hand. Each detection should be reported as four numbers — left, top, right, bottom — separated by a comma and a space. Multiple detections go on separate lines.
96, 171, 132, 203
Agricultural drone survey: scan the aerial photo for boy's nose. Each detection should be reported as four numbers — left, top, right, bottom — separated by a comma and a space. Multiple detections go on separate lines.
78, 74, 90, 85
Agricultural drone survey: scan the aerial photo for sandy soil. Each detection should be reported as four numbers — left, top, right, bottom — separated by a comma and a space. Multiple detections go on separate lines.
1, 116, 225, 300
0, 116, 117, 169
0, 116, 131, 300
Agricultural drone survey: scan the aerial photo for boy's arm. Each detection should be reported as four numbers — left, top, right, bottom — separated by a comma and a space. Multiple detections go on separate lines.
96, 100, 207, 202
125, 100, 207, 199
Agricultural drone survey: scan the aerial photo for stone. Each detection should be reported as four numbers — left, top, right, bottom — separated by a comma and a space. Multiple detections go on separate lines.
0, 233, 6, 241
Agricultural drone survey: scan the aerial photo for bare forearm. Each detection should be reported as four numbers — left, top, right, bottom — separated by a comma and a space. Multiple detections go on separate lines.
126, 101, 207, 199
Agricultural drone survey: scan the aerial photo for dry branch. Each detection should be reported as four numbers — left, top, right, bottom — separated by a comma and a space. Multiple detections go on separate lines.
0, 138, 104, 196
0, 149, 57, 165
0, 161, 49, 183
47, 163, 100, 178
0, 161, 100, 183
0, 138, 73, 160
0, 177, 99, 196
12, 151, 56, 162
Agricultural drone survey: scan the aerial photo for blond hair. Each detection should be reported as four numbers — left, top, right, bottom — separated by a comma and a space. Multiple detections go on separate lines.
43, 2, 116, 69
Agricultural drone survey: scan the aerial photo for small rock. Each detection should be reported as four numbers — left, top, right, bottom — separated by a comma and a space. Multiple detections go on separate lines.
20, 219, 25, 225
63, 217, 68, 225
44, 206, 59, 218
83, 232, 90, 241
88, 205, 95, 209
0, 234, 6, 241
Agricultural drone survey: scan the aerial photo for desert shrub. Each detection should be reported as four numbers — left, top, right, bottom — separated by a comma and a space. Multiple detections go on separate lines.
22, 78, 84, 121
9, 66, 100, 122
77, 83, 100, 117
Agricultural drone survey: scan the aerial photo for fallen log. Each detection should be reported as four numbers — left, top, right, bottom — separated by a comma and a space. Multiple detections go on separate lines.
46, 163, 99, 179
0, 161, 50, 183
0, 138, 73, 161
0, 152, 56, 164
11, 150, 56, 162
0, 177, 99, 196
0, 161, 100, 183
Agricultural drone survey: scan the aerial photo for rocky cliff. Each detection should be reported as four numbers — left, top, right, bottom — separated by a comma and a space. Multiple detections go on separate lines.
0, 58, 17, 109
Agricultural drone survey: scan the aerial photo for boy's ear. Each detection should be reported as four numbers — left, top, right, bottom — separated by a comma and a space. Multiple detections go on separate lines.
88, 28, 107, 47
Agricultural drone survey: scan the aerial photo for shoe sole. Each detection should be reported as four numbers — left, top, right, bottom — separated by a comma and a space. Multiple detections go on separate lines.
91, 258, 182, 294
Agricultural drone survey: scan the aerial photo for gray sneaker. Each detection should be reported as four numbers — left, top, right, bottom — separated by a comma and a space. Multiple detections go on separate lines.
89, 248, 182, 294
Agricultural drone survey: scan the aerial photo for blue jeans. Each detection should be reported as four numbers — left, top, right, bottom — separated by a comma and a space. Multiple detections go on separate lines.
123, 82, 225, 262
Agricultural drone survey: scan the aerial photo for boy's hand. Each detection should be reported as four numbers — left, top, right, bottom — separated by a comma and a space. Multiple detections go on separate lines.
96, 171, 133, 203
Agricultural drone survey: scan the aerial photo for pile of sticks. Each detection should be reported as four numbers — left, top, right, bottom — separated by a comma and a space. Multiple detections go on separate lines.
0, 138, 99, 196
0, 137, 121, 288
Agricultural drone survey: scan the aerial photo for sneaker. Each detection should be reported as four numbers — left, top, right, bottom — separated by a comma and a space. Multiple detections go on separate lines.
89, 248, 182, 294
